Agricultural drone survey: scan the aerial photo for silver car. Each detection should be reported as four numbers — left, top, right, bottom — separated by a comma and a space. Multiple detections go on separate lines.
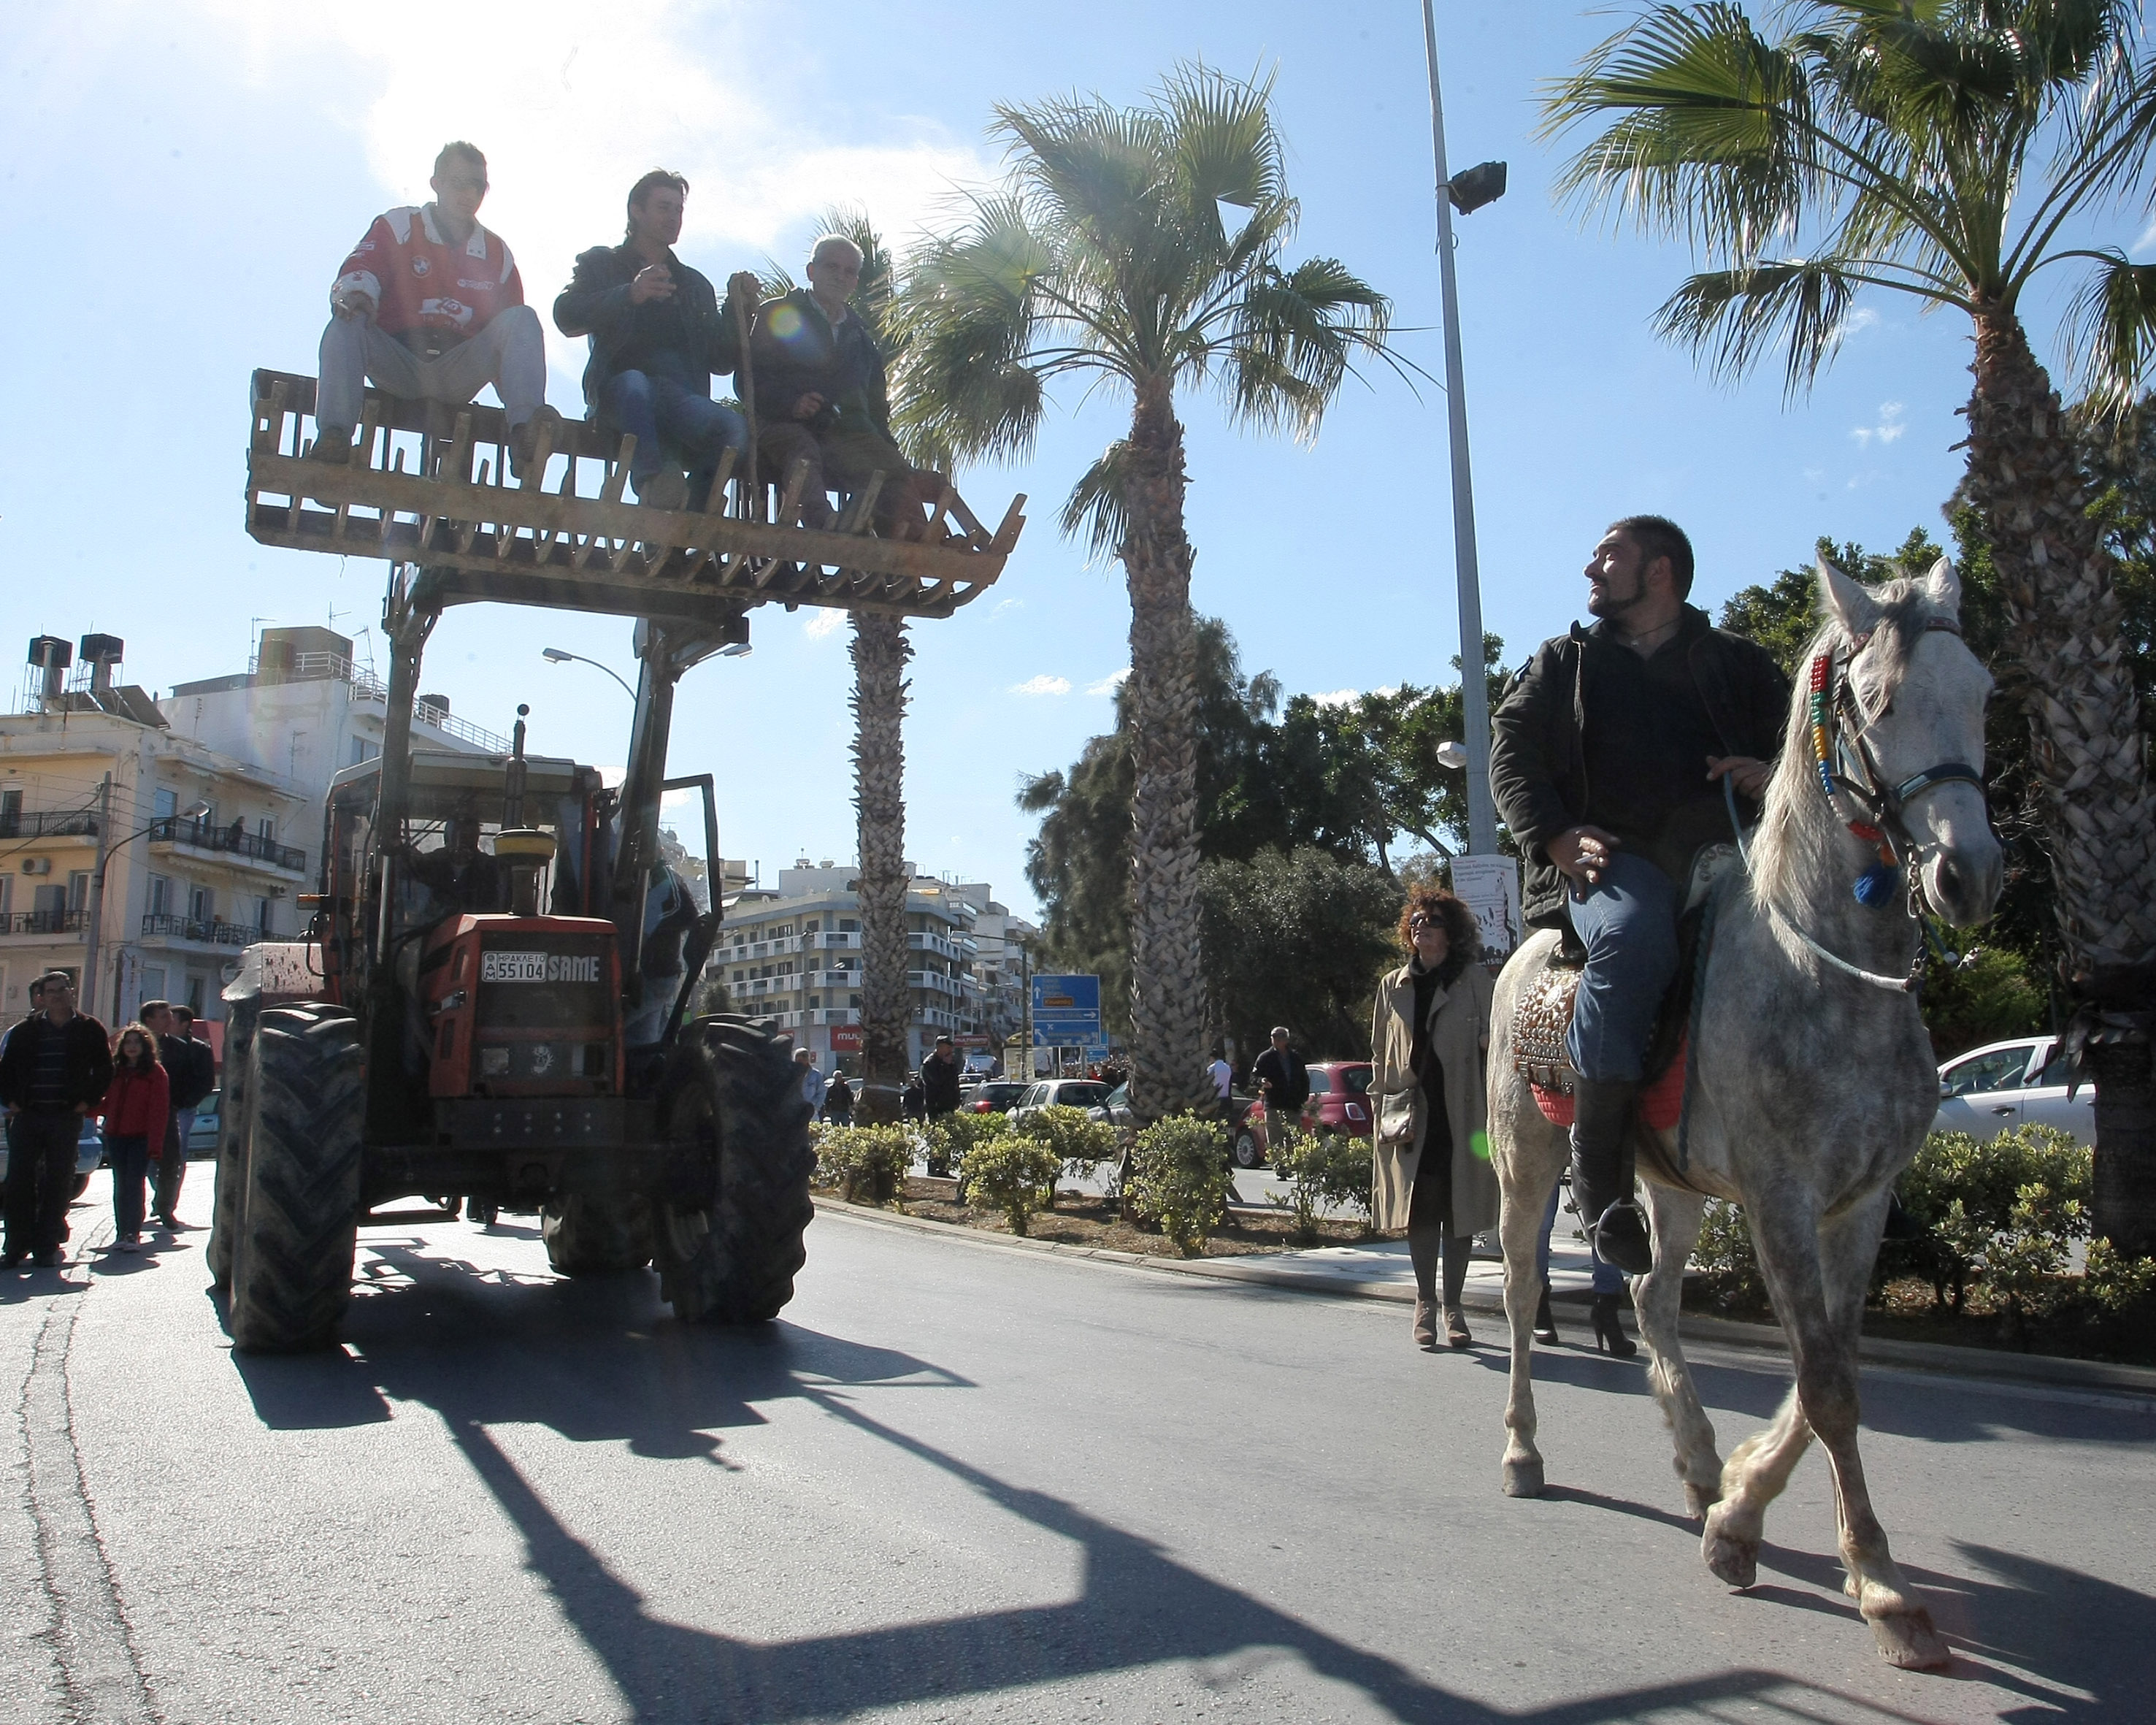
1934, 1036, 2094, 1145
0, 1116, 105, 1200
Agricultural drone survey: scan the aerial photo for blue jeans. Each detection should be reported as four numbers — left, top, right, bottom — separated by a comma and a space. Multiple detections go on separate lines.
1562, 849, 1679, 1085
596, 370, 748, 500
107, 1134, 150, 1242
1538, 1183, 1624, 1294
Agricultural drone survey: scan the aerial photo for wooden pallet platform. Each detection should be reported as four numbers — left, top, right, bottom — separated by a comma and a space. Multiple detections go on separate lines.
243, 370, 1025, 623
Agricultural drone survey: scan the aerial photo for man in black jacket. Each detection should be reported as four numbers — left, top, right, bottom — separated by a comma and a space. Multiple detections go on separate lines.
1489, 516, 1788, 1272
0, 971, 112, 1268
1251, 1028, 1311, 1144
749, 236, 945, 540
142, 1001, 215, 1229
554, 170, 761, 510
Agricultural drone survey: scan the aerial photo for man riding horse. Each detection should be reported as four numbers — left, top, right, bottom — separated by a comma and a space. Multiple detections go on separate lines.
1488, 516, 1789, 1274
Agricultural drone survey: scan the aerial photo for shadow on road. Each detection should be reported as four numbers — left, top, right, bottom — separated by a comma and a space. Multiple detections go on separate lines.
212, 1233, 2147, 1723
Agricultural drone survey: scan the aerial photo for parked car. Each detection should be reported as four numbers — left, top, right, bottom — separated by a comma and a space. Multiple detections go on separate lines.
0, 1117, 104, 1201
1229, 1094, 1268, 1168
959, 1080, 1032, 1115
185, 1090, 221, 1157
1299, 1061, 1374, 1139
1933, 1035, 2093, 1144
1099, 1083, 1138, 1132
1012, 1079, 1117, 1125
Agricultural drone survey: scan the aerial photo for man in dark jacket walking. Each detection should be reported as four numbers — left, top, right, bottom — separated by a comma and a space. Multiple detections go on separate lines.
1250, 1028, 1311, 1146
554, 170, 761, 510
749, 236, 945, 540
1489, 516, 1787, 1272
0, 971, 112, 1268
142, 1001, 215, 1229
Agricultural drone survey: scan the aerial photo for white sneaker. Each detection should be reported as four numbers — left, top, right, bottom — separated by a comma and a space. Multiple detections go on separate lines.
115, 1238, 138, 1254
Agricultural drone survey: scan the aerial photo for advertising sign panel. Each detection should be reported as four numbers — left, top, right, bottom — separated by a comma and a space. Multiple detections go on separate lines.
1450, 853, 1524, 963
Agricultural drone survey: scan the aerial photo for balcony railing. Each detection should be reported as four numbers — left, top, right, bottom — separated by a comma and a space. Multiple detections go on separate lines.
261, 649, 512, 754
140, 913, 257, 948
3, 910, 85, 937
146, 816, 307, 873
0, 808, 99, 841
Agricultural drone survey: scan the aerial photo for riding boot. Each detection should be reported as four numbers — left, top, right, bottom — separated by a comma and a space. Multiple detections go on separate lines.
1569, 1076, 1654, 1276
1532, 1279, 1559, 1345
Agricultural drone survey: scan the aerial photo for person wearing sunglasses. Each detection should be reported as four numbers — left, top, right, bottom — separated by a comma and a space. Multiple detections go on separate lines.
312, 140, 556, 481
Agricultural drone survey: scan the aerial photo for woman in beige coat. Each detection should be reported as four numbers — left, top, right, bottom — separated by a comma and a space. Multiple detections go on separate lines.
1370, 885, 1499, 1350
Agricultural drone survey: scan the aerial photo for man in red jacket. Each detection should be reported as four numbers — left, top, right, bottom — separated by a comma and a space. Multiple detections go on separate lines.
312, 140, 555, 476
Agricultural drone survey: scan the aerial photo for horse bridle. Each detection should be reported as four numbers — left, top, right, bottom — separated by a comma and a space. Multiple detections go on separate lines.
1810, 616, 1988, 895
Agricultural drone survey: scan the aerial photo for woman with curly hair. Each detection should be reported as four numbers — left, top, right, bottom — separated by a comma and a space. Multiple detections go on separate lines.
97, 1022, 167, 1253
1369, 885, 1498, 1349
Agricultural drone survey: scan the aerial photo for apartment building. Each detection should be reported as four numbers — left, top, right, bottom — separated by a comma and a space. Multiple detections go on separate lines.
716, 861, 986, 1073
951, 882, 1039, 1055
3, 638, 307, 1036
161, 624, 507, 873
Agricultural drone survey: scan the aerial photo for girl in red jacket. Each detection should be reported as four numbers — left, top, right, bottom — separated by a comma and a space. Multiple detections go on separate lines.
99, 1025, 166, 1252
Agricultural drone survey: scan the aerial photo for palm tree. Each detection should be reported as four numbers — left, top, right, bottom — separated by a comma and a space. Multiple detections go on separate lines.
897, 63, 1399, 1121
1543, 1, 2156, 1252
774, 207, 927, 1125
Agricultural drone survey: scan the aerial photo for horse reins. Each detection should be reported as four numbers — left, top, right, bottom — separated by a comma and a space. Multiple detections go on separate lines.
1729, 616, 1987, 995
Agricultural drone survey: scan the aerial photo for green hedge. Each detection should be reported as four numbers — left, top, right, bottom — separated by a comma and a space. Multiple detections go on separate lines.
1265, 1128, 1374, 1243
1124, 1115, 1232, 1257
814, 1123, 917, 1206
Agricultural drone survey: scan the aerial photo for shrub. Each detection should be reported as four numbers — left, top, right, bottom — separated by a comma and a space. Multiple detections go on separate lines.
1266, 1128, 1374, 1243
815, 1124, 916, 1206
1691, 1198, 1768, 1310
1125, 1114, 1232, 1257
1898, 1125, 2091, 1313
1013, 1104, 1123, 1188
956, 1131, 1065, 1236
928, 1109, 1012, 1181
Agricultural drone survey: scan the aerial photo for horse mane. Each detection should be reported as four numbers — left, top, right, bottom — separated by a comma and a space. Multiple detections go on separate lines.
1746, 575, 1945, 911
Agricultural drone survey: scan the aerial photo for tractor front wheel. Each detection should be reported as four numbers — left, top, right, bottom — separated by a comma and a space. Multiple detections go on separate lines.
541, 1195, 652, 1274
227, 1004, 364, 1353
652, 1017, 814, 1324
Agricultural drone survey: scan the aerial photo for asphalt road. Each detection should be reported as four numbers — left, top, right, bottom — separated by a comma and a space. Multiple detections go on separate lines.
4, 1184, 2151, 1725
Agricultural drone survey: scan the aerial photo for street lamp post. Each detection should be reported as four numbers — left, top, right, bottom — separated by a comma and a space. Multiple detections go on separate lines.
541, 646, 637, 701
83, 793, 211, 1020
1422, 0, 1504, 858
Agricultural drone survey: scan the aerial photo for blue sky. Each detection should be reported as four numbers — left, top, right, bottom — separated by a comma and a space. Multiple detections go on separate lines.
1, 2, 2136, 918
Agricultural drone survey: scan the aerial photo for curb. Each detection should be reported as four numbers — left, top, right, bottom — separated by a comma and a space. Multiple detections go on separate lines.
811, 1195, 2156, 1399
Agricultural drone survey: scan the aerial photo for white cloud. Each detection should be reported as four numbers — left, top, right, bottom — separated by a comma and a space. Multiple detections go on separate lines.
992, 597, 1025, 615
1309, 688, 1361, 708
1850, 401, 1906, 448
1831, 306, 1881, 345
193, 0, 993, 394
2136, 217, 2156, 257
802, 609, 845, 641
1085, 668, 1130, 697
1009, 675, 1071, 697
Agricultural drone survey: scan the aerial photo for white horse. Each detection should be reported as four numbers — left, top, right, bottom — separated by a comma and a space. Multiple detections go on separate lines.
1488, 558, 2000, 1672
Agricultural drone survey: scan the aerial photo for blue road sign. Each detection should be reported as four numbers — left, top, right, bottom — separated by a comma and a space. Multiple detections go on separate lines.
1032, 973, 1102, 1047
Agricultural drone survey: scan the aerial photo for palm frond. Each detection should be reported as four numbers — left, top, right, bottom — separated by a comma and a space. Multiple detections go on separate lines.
2063, 250, 2156, 418
1227, 259, 1393, 440
1058, 443, 1135, 565
1655, 259, 1860, 395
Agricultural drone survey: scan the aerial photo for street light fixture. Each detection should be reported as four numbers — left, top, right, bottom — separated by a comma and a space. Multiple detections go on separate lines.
1422, 0, 1506, 860
541, 646, 636, 701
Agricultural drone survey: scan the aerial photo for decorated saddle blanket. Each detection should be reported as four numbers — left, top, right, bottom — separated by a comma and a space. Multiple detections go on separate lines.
1512, 844, 1736, 1131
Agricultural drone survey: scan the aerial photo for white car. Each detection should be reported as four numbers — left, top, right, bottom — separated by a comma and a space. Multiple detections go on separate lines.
1933, 1035, 2094, 1145
1011, 1079, 1118, 1125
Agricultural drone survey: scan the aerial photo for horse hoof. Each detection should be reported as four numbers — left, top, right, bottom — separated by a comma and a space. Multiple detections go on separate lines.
1502, 1458, 1545, 1498
1683, 1481, 1721, 1521
1703, 1530, 1758, 1590
1871, 1608, 1951, 1671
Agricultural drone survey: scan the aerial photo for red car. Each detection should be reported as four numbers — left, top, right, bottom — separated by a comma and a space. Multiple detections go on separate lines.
1298, 1061, 1374, 1139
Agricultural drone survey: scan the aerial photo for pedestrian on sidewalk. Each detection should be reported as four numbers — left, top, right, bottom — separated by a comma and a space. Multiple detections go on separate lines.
98, 1025, 167, 1254
1533, 1187, 1635, 1355
795, 1047, 829, 1120
142, 1000, 213, 1230
0, 971, 113, 1270
1368, 887, 1497, 1352
824, 1069, 854, 1126
1251, 1028, 1311, 1150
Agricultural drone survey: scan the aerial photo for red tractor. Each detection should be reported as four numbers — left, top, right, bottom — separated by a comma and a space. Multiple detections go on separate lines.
216, 372, 1024, 1350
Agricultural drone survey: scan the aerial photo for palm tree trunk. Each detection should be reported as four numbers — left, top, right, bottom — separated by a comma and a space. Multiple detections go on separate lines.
851, 611, 913, 1127
1964, 308, 2156, 1252
1119, 375, 1214, 1122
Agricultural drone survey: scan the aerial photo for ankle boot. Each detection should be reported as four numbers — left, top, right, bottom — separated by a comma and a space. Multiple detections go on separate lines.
1532, 1279, 1559, 1345
1570, 1076, 1653, 1276
1412, 1296, 1439, 1350
1590, 1291, 1638, 1358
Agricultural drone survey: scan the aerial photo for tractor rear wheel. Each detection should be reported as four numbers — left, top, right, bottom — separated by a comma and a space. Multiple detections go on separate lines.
652, 1016, 814, 1324
206, 996, 259, 1290
228, 1004, 364, 1353
541, 1195, 652, 1274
